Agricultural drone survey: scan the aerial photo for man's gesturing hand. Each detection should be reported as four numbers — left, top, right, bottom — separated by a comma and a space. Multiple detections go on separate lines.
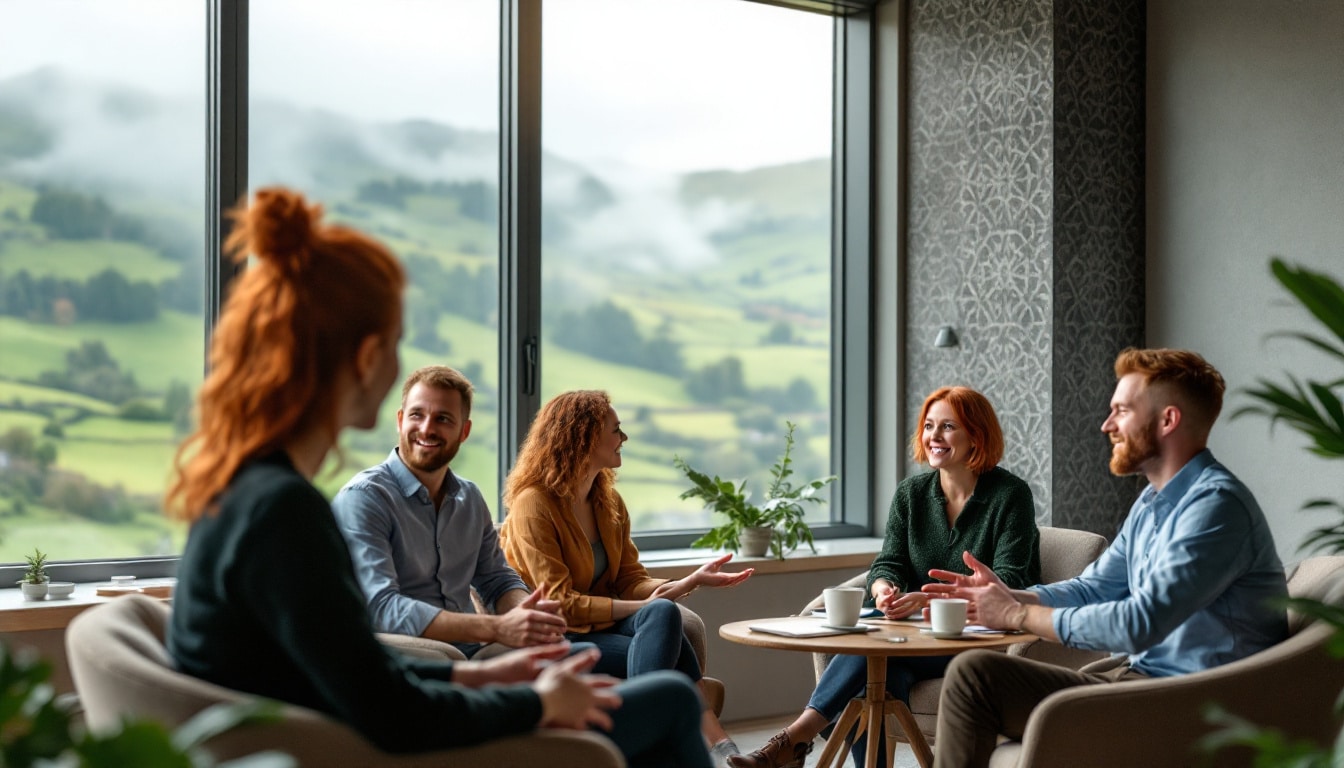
496, 585, 567, 647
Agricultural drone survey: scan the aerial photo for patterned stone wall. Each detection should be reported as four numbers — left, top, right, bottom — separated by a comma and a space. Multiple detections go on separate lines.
1051, 0, 1147, 535
904, 0, 1145, 537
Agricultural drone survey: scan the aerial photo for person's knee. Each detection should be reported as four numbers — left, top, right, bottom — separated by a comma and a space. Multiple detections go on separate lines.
640, 598, 683, 630
645, 670, 701, 719
943, 650, 999, 699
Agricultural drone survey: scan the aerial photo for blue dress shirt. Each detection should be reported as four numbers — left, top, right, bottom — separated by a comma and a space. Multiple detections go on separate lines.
332, 450, 528, 654
1030, 449, 1288, 677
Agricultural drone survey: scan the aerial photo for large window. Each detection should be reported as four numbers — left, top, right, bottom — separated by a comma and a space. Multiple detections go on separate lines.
0, 1, 204, 562
540, 0, 835, 532
248, 1, 503, 503
0, 0, 871, 571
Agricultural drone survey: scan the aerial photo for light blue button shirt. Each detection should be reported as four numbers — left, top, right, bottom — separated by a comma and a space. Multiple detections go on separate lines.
1031, 450, 1287, 677
332, 450, 528, 654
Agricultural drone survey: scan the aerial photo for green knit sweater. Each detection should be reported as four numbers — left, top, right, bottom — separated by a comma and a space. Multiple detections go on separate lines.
866, 466, 1041, 597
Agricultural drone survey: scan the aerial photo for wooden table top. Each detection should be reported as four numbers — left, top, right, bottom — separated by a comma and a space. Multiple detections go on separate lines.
719, 617, 1033, 657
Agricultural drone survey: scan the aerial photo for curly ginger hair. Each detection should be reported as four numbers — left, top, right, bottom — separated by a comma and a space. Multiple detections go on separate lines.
504, 390, 618, 513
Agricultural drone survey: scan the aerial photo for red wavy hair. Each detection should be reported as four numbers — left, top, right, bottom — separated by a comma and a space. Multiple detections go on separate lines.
909, 386, 1004, 474
504, 390, 617, 514
165, 187, 405, 521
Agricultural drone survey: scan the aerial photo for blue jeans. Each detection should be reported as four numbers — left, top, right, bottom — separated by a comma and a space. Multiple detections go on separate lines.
606, 671, 712, 768
570, 599, 701, 682
808, 653, 952, 766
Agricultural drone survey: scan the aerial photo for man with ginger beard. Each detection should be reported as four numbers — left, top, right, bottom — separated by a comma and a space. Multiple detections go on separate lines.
334, 365, 568, 659
922, 348, 1288, 768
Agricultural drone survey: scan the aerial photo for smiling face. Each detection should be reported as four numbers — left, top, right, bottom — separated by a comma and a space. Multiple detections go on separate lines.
1102, 372, 1161, 477
922, 400, 973, 472
588, 406, 628, 471
396, 382, 471, 475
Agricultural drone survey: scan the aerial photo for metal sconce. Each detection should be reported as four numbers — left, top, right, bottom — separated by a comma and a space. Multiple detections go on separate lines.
934, 325, 960, 348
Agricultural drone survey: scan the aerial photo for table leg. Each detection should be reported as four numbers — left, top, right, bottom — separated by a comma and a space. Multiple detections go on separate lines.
815, 699, 862, 768
885, 699, 933, 768
864, 656, 886, 768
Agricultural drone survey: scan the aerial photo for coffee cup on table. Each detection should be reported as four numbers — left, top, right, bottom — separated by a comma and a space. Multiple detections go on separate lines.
929, 598, 969, 636
823, 586, 865, 627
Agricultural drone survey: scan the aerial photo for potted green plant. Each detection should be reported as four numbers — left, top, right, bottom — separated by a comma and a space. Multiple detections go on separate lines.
18, 548, 49, 602
1201, 258, 1344, 764
675, 421, 836, 560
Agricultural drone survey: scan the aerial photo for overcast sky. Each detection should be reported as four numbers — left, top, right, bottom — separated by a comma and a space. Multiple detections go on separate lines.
0, 0, 833, 172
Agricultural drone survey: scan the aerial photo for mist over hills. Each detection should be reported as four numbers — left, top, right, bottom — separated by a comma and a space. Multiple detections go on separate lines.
0, 67, 828, 275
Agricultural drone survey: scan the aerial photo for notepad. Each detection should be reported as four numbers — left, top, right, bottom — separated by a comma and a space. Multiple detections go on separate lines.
748, 618, 879, 638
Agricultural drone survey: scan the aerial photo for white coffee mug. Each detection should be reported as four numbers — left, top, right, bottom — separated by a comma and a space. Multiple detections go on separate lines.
929, 598, 969, 635
823, 586, 865, 627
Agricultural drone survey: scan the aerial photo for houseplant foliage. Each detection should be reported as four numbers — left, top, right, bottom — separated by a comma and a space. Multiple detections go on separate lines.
21, 549, 49, 584
0, 643, 291, 768
675, 421, 836, 560
1201, 258, 1344, 765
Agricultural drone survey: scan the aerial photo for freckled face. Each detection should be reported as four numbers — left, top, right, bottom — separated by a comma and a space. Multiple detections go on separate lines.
589, 406, 628, 471
923, 400, 972, 471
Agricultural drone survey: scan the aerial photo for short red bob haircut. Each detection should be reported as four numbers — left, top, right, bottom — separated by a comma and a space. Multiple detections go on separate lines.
908, 386, 1005, 474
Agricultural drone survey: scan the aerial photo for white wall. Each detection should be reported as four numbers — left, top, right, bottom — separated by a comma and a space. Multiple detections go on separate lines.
1147, 0, 1344, 566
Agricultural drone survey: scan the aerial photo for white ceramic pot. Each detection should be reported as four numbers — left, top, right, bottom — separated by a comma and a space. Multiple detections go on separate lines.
46, 581, 75, 600
19, 581, 48, 601
738, 526, 774, 558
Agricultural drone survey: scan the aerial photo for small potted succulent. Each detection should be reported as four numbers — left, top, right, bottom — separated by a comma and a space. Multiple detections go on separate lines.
18, 548, 50, 601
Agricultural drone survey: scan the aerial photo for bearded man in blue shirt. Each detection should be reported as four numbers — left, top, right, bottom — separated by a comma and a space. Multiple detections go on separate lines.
924, 348, 1288, 768
334, 365, 568, 659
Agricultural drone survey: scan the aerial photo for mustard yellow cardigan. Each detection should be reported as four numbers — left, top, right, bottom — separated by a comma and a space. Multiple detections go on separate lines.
499, 487, 668, 633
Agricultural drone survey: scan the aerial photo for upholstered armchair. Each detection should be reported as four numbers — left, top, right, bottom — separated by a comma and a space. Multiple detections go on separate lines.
379, 600, 725, 715
800, 525, 1110, 743
66, 595, 625, 767
987, 555, 1344, 768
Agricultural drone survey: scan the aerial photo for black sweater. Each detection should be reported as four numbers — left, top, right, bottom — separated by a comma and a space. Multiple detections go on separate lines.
167, 452, 542, 753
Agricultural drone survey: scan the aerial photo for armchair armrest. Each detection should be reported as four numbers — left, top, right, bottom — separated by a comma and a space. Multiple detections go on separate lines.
1004, 623, 1344, 768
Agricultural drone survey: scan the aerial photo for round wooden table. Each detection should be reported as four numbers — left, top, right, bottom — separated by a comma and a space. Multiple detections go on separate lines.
720, 617, 1033, 768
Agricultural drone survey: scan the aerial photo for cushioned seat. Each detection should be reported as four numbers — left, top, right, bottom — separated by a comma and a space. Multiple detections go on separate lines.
987, 555, 1344, 768
66, 595, 625, 767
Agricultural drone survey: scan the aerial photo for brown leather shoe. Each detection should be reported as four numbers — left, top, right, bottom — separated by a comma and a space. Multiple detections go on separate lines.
727, 729, 812, 768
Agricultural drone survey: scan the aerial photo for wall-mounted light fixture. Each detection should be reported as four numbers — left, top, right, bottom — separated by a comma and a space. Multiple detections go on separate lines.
934, 325, 960, 348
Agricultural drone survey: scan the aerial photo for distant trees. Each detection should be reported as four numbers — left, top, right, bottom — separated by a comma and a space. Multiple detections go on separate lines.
0, 268, 159, 323
686, 354, 818, 412
356, 177, 498, 225
37, 340, 141, 404
402, 254, 496, 327
0, 426, 136, 524
549, 301, 685, 376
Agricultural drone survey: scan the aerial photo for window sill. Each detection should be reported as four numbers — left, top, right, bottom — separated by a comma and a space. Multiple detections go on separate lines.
641, 537, 882, 579
0, 580, 175, 633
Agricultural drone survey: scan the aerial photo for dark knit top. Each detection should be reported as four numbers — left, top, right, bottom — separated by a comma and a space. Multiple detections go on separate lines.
866, 466, 1041, 597
167, 452, 542, 753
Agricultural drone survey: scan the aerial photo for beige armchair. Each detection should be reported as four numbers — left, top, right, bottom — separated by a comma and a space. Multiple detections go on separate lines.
66, 595, 624, 767
376, 602, 725, 715
986, 555, 1344, 768
801, 526, 1110, 742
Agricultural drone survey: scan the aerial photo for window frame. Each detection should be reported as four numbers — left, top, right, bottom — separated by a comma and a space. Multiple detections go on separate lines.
0, 0, 876, 585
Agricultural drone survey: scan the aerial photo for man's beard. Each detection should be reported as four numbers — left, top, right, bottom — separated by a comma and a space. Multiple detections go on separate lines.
1109, 422, 1158, 476
399, 434, 459, 474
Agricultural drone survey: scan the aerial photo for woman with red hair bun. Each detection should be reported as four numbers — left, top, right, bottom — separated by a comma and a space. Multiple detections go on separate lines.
165, 188, 710, 767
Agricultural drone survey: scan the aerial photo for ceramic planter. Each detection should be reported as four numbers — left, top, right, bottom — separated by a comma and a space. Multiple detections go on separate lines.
738, 526, 774, 558
19, 581, 48, 601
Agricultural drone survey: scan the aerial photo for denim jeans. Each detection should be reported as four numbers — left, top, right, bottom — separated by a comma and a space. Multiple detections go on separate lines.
570, 598, 701, 681
606, 670, 712, 768
808, 652, 952, 766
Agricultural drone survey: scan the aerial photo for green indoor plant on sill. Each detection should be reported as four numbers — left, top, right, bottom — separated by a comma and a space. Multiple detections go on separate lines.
674, 421, 836, 560
18, 548, 49, 602
1200, 258, 1344, 765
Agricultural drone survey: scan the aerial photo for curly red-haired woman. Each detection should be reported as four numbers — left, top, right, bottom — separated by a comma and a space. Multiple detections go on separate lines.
501, 390, 753, 764
164, 189, 710, 766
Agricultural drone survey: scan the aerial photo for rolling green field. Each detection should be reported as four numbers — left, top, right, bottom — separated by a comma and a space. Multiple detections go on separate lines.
0, 157, 834, 564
